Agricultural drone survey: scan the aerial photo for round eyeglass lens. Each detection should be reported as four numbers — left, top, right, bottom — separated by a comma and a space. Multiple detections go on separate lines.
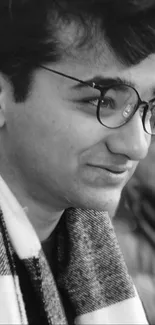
144, 100, 155, 135
98, 84, 138, 128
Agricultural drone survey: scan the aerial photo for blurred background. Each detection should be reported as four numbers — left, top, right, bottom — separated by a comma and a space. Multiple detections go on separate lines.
114, 137, 155, 324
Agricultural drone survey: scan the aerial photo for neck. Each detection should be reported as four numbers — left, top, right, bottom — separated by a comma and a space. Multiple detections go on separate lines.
0, 167, 64, 242
22, 197, 63, 242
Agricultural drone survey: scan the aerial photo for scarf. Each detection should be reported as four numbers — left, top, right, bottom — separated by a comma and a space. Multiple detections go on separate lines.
0, 176, 148, 324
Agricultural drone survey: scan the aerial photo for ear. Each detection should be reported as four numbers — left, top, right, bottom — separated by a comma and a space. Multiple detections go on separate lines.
0, 75, 9, 128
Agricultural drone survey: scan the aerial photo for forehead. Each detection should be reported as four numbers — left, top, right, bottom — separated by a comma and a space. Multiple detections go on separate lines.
59, 30, 155, 99
115, 54, 155, 96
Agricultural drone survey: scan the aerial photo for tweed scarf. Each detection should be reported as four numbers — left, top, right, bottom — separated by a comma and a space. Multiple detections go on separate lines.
0, 176, 148, 324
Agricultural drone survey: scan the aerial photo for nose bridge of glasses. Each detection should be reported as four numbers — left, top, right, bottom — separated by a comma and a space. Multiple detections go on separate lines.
127, 99, 154, 135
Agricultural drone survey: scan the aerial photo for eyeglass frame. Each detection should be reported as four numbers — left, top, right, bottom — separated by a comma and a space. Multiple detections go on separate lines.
39, 64, 155, 135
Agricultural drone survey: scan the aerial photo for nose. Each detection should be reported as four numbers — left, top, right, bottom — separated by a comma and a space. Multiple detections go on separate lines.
107, 111, 151, 161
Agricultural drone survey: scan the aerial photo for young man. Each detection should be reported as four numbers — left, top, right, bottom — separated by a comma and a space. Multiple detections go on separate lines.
0, 0, 155, 324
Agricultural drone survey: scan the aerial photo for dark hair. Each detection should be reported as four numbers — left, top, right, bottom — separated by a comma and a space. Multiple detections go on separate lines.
1, 0, 155, 101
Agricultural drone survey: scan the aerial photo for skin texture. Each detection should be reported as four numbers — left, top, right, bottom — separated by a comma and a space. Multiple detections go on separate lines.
0, 34, 154, 240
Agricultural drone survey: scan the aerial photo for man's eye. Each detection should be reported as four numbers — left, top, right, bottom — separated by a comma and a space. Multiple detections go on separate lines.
81, 96, 115, 112
88, 98, 98, 107
88, 97, 115, 109
100, 97, 115, 110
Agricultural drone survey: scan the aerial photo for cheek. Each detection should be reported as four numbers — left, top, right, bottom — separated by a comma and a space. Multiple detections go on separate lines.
5, 92, 102, 177
7, 111, 76, 168
127, 163, 138, 183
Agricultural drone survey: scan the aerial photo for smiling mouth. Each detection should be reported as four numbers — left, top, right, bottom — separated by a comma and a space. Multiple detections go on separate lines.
87, 164, 129, 174
103, 167, 127, 174
84, 164, 131, 187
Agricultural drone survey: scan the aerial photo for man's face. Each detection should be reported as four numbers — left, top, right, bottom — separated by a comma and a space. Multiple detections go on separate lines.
3, 44, 155, 216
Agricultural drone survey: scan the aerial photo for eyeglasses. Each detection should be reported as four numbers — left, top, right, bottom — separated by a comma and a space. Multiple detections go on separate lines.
39, 65, 155, 135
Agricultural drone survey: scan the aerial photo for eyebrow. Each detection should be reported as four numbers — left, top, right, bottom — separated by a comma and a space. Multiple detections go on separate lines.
72, 75, 155, 101
72, 75, 136, 90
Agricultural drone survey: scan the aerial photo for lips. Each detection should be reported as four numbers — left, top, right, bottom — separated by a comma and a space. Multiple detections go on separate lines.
84, 163, 132, 187
87, 164, 130, 174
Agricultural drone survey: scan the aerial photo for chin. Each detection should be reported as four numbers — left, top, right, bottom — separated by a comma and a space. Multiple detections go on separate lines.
70, 186, 122, 218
